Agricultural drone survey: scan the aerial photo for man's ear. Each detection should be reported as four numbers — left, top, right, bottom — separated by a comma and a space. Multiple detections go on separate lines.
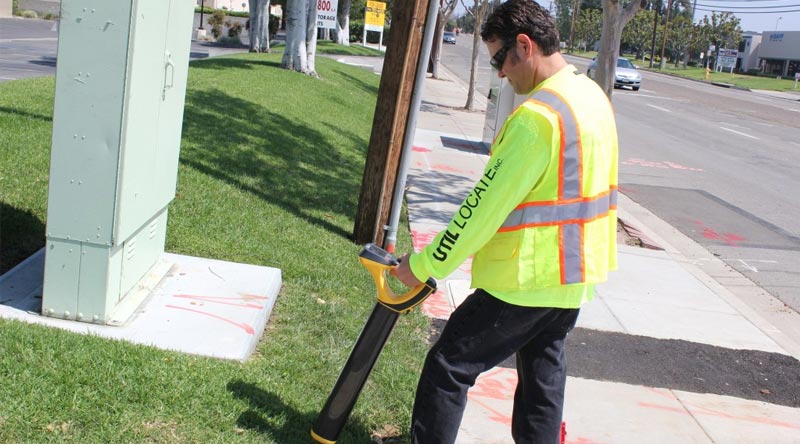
516, 33, 538, 58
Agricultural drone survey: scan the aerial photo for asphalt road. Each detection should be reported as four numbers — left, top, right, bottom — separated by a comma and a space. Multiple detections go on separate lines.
0, 17, 240, 83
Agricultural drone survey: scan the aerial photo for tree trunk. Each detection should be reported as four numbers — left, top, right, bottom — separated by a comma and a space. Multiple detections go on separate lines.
597, 0, 645, 98
429, 16, 443, 78
282, 0, 309, 73
336, 0, 351, 45
464, 1, 488, 110
465, 27, 481, 110
306, 0, 319, 76
249, 0, 271, 52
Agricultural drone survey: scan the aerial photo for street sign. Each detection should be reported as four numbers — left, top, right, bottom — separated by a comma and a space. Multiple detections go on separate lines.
316, 0, 337, 29
365, 1, 386, 32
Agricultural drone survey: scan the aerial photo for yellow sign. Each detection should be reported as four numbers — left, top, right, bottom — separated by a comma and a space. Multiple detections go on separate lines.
365, 1, 386, 31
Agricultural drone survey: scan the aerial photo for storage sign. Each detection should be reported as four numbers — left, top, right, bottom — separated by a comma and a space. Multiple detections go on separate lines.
718, 48, 738, 69
317, 0, 338, 29
365, 1, 386, 32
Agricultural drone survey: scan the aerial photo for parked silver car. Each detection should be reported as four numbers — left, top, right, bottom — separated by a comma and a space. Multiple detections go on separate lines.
443, 31, 456, 44
587, 57, 642, 91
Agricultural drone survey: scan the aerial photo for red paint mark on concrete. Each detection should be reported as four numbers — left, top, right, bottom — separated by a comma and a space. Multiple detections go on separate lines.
173, 294, 264, 309
469, 397, 513, 426
164, 305, 255, 335
567, 438, 608, 444
430, 163, 464, 173
641, 388, 800, 430
457, 259, 473, 275
422, 289, 452, 320
412, 145, 432, 153
469, 367, 518, 400
411, 229, 439, 253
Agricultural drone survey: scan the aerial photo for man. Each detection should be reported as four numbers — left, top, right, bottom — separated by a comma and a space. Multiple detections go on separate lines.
391, 1, 619, 442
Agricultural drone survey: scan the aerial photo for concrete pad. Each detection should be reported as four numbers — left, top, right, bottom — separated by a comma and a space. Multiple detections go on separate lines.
604, 245, 738, 313
600, 296, 784, 353
577, 292, 627, 332
564, 377, 714, 444
457, 367, 518, 444
447, 279, 473, 307
673, 390, 800, 443
597, 245, 785, 353
0, 251, 281, 361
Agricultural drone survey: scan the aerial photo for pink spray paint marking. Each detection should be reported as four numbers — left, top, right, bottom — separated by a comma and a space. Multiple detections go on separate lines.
422, 289, 452, 320
173, 294, 266, 309
641, 387, 800, 430
411, 228, 439, 253
164, 305, 256, 335
469, 367, 518, 401
694, 220, 746, 247
412, 145, 432, 153
430, 163, 465, 173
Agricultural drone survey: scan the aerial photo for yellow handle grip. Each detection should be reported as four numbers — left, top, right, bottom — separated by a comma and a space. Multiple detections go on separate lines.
358, 254, 436, 314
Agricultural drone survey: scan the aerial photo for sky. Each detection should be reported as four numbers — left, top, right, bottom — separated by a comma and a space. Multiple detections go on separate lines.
454, 0, 800, 34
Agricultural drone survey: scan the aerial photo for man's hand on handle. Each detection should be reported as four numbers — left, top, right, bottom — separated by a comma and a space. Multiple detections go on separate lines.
391, 254, 423, 288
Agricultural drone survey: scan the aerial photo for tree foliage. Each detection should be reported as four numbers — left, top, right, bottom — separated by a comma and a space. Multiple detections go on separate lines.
621, 8, 655, 60
696, 11, 742, 62
573, 7, 602, 51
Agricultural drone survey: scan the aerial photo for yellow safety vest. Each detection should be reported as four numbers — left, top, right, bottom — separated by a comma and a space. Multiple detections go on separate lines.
471, 70, 618, 291
409, 65, 618, 302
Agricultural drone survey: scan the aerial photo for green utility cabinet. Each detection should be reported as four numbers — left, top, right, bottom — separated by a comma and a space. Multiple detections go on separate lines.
43, 0, 195, 324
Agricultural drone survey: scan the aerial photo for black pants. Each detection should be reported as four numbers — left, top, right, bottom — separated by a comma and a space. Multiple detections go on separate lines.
410, 289, 580, 444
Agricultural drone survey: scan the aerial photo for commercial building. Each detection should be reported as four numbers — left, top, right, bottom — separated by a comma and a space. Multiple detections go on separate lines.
738, 30, 800, 78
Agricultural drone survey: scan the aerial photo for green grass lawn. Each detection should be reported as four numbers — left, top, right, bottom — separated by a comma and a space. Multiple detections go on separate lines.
650, 65, 800, 92
0, 52, 425, 443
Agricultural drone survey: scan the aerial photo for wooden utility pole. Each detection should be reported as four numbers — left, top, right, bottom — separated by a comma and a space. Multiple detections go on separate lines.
353, 0, 431, 246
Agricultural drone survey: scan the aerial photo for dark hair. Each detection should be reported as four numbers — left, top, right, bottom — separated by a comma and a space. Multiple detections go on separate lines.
480, 0, 560, 56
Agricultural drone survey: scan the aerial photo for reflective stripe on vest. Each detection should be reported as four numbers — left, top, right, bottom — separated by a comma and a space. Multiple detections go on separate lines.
499, 89, 616, 285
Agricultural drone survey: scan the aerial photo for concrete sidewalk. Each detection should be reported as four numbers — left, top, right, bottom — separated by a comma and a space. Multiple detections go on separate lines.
407, 65, 800, 443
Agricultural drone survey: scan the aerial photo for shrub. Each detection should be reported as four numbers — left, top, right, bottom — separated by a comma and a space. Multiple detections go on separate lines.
21, 10, 38, 18
269, 14, 280, 36
207, 10, 226, 39
218, 36, 242, 46
12, 0, 18, 14
347, 18, 392, 45
227, 21, 243, 38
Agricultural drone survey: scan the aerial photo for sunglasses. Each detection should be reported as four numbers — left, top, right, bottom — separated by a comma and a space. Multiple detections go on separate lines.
490, 43, 515, 71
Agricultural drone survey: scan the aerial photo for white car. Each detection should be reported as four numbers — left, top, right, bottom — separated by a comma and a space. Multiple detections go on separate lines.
587, 57, 642, 91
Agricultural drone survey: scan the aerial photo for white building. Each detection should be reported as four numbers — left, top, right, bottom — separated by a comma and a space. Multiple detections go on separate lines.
737, 32, 761, 72
756, 31, 800, 78
738, 30, 800, 78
